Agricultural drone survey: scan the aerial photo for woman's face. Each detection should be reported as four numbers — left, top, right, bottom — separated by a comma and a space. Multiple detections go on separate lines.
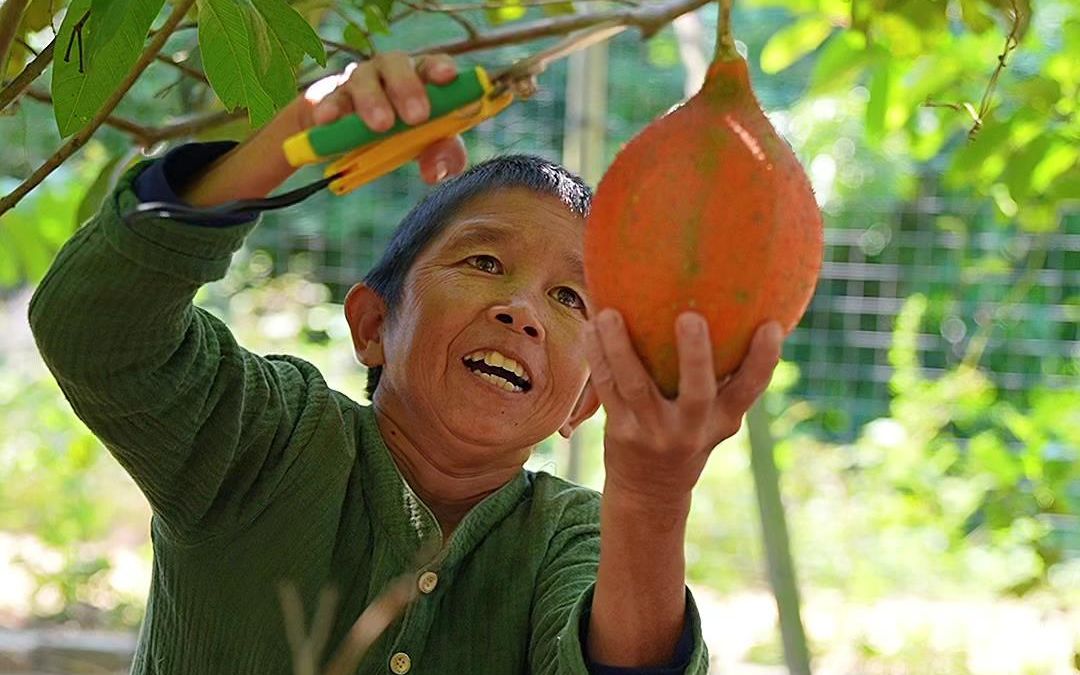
375, 186, 594, 457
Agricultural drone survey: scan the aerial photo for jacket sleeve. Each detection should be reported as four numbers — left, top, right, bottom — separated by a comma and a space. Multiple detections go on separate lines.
528, 496, 709, 674
27, 152, 350, 543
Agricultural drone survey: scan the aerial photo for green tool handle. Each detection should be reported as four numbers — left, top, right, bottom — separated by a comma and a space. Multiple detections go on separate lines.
304, 66, 489, 159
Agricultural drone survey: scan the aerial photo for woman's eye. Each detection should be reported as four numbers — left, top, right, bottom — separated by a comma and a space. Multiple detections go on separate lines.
467, 255, 502, 274
555, 287, 586, 312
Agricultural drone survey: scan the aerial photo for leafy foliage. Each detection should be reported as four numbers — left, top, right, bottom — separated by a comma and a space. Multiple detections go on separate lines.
753, 0, 1078, 226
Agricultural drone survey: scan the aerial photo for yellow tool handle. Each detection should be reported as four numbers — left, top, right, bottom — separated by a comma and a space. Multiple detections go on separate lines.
324, 89, 514, 195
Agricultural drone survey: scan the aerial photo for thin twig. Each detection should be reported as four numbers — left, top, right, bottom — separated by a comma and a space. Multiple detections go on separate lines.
15, 36, 39, 57
62, 9, 91, 74
414, 0, 710, 55
923, 0, 1023, 141
141, 108, 247, 143
445, 11, 481, 40
403, 0, 484, 41
24, 87, 155, 143
155, 53, 209, 85
409, 0, 638, 11
321, 576, 418, 675
0, 35, 55, 113
0, 0, 198, 217
322, 38, 369, 60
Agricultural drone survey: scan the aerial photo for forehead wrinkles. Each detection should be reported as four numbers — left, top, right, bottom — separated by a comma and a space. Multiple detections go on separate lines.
441, 221, 585, 285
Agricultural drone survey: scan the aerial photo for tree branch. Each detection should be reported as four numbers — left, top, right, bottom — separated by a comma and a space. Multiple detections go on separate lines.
0, 0, 199, 217
144, 108, 248, 143
0, 35, 54, 113
412, 0, 639, 12
414, 0, 711, 55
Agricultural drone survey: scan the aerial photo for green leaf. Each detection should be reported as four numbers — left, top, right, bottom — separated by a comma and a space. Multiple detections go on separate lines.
22, 0, 58, 31
1, 210, 53, 283
865, 58, 894, 145
74, 148, 141, 227
242, 1, 295, 111
542, 1, 575, 16
969, 431, 1021, 486
75, 153, 124, 226
959, 0, 995, 33
364, 0, 393, 16
1031, 142, 1079, 193
874, 14, 924, 58
86, 0, 139, 57
1015, 76, 1063, 114
343, 21, 371, 53
1002, 134, 1053, 201
198, 0, 278, 127
808, 31, 868, 95
51, 0, 166, 137
0, 229, 19, 287
362, 3, 390, 34
1016, 204, 1058, 233
485, 0, 526, 25
947, 116, 1014, 176
760, 15, 833, 74
251, 0, 326, 67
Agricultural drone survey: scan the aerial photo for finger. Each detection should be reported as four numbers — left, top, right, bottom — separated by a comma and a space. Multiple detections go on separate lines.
594, 309, 661, 413
582, 321, 619, 411
374, 52, 430, 125
417, 136, 468, 184
306, 63, 357, 126
342, 61, 395, 131
415, 53, 457, 85
675, 312, 717, 425
716, 321, 783, 418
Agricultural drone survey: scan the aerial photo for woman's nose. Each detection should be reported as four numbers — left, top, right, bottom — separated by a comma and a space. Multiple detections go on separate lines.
489, 304, 544, 340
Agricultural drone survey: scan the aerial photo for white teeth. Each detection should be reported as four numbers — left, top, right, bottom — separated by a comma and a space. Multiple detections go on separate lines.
473, 369, 523, 393
464, 349, 530, 383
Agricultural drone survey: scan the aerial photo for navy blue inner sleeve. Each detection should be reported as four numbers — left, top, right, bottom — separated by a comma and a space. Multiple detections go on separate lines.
133, 141, 258, 227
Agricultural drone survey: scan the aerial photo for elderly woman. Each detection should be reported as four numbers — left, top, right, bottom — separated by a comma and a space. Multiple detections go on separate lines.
29, 52, 781, 674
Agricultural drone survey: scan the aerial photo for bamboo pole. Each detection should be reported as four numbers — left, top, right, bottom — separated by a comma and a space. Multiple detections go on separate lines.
746, 398, 812, 674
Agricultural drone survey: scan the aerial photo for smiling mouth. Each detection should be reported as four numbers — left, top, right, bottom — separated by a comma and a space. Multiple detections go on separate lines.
462, 357, 532, 393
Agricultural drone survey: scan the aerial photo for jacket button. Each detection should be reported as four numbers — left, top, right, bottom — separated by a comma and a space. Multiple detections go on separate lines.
418, 571, 438, 594
390, 651, 411, 674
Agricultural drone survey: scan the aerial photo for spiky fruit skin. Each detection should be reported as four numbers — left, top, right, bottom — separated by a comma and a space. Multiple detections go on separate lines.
584, 56, 824, 399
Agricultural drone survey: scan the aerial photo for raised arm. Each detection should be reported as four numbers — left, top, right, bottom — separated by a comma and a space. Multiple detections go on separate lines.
28, 52, 468, 542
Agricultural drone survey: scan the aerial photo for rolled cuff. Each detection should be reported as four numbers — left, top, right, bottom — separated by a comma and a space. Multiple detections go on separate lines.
105, 159, 260, 284
559, 583, 709, 675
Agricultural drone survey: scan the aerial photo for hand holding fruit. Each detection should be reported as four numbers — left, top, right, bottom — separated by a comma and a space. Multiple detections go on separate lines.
583, 308, 783, 508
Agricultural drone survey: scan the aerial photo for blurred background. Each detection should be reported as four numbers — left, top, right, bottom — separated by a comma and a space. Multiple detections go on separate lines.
1, 0, 1078, 672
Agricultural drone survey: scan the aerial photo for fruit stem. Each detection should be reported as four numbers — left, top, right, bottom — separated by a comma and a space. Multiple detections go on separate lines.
715, 0, 739, 61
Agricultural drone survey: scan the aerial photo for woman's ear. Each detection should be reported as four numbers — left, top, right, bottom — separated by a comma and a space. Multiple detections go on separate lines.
559, 379, 601, 439
344, 283, 387, 367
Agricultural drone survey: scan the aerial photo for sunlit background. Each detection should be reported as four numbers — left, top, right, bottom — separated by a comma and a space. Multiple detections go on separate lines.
1, 0, 1078, 672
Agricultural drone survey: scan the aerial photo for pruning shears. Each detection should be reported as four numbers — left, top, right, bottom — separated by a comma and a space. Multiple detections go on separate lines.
125, 21, 627, 225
